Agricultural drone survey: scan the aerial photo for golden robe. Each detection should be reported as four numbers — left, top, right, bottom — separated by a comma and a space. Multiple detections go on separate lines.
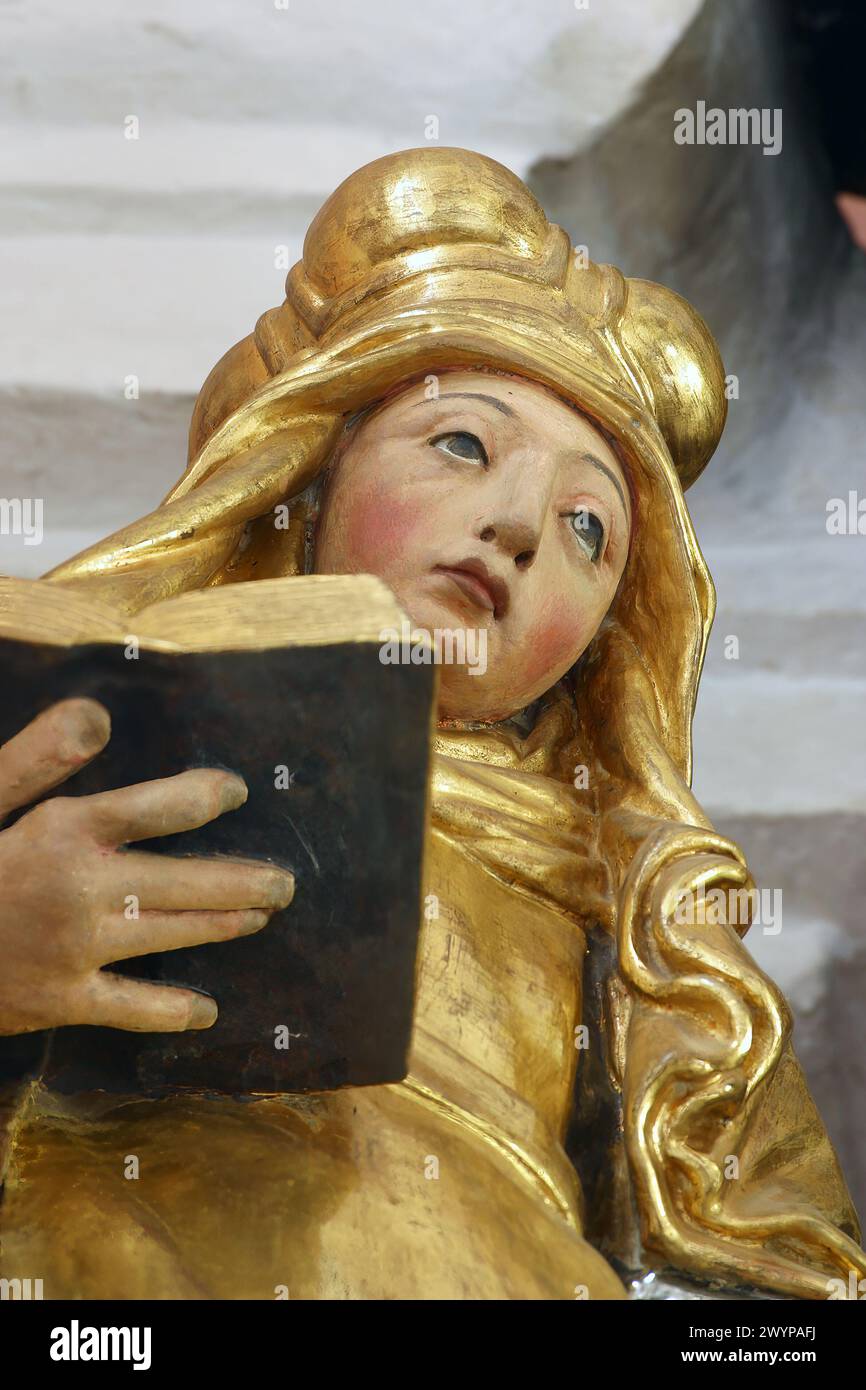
1, 817, 626, 1300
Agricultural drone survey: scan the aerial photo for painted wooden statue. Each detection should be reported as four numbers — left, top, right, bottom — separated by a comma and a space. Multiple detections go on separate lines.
0, 148, 862, 1300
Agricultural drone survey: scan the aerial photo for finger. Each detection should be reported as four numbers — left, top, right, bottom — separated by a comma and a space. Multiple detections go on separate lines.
76, 973, 219, 1032
84, 768, 248, 845
98, 907, 272, 963
0, 698, 111, 821
104, 852, 296, 912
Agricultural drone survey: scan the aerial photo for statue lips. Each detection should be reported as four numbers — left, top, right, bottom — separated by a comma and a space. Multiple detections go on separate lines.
432, 557, 510, 620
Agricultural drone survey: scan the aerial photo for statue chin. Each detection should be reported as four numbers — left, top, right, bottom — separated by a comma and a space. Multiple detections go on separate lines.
436, 675, 523, 726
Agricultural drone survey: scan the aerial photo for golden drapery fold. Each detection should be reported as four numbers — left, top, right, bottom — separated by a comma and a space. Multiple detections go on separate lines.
617, 826, 864, 1297
34, 146, 864, 1297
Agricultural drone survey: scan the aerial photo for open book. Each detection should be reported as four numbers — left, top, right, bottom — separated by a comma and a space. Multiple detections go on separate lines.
0, 575, 436, 1096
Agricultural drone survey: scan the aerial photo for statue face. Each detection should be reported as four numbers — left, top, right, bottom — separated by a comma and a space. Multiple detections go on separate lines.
313, 369, 631, 722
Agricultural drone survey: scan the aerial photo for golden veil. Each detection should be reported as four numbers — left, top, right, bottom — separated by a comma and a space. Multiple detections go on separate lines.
44, 147, 864, 1298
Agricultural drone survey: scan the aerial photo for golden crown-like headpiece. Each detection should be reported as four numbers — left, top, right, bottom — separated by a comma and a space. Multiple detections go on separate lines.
191, 147, 727, 491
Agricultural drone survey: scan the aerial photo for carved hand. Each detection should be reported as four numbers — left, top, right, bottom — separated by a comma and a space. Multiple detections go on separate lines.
0, 698, 294, 1036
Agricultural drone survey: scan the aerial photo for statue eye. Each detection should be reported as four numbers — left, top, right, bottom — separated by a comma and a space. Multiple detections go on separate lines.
430, 431, 488, 466
568, 509, 605, 563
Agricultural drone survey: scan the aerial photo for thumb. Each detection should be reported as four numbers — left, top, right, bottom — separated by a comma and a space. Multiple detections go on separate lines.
0, 698, 111, 822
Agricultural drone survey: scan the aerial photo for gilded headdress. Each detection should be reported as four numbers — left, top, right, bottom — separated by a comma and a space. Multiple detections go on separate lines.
190, 145, 726, 492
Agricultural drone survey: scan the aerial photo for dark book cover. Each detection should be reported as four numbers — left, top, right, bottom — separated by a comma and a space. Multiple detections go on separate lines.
0, 629, 435, 1097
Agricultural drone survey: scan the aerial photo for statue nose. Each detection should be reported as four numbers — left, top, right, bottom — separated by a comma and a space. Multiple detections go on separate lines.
478, 521, 538, 570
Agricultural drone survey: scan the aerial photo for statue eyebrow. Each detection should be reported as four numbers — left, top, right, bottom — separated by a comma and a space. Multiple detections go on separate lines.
413, 391, 515, 416
580, 452, 629, 519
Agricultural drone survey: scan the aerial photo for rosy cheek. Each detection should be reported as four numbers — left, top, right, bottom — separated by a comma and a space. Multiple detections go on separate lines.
337, 482, 428, 573
521, 606, 589, 689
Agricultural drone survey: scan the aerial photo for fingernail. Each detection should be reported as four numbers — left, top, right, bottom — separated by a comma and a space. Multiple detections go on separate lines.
62, 699, 111, 760
187, 995, 218, 1030
269, 872, 295, 909
239, 910, 270, 936
220, 778, 248, 812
